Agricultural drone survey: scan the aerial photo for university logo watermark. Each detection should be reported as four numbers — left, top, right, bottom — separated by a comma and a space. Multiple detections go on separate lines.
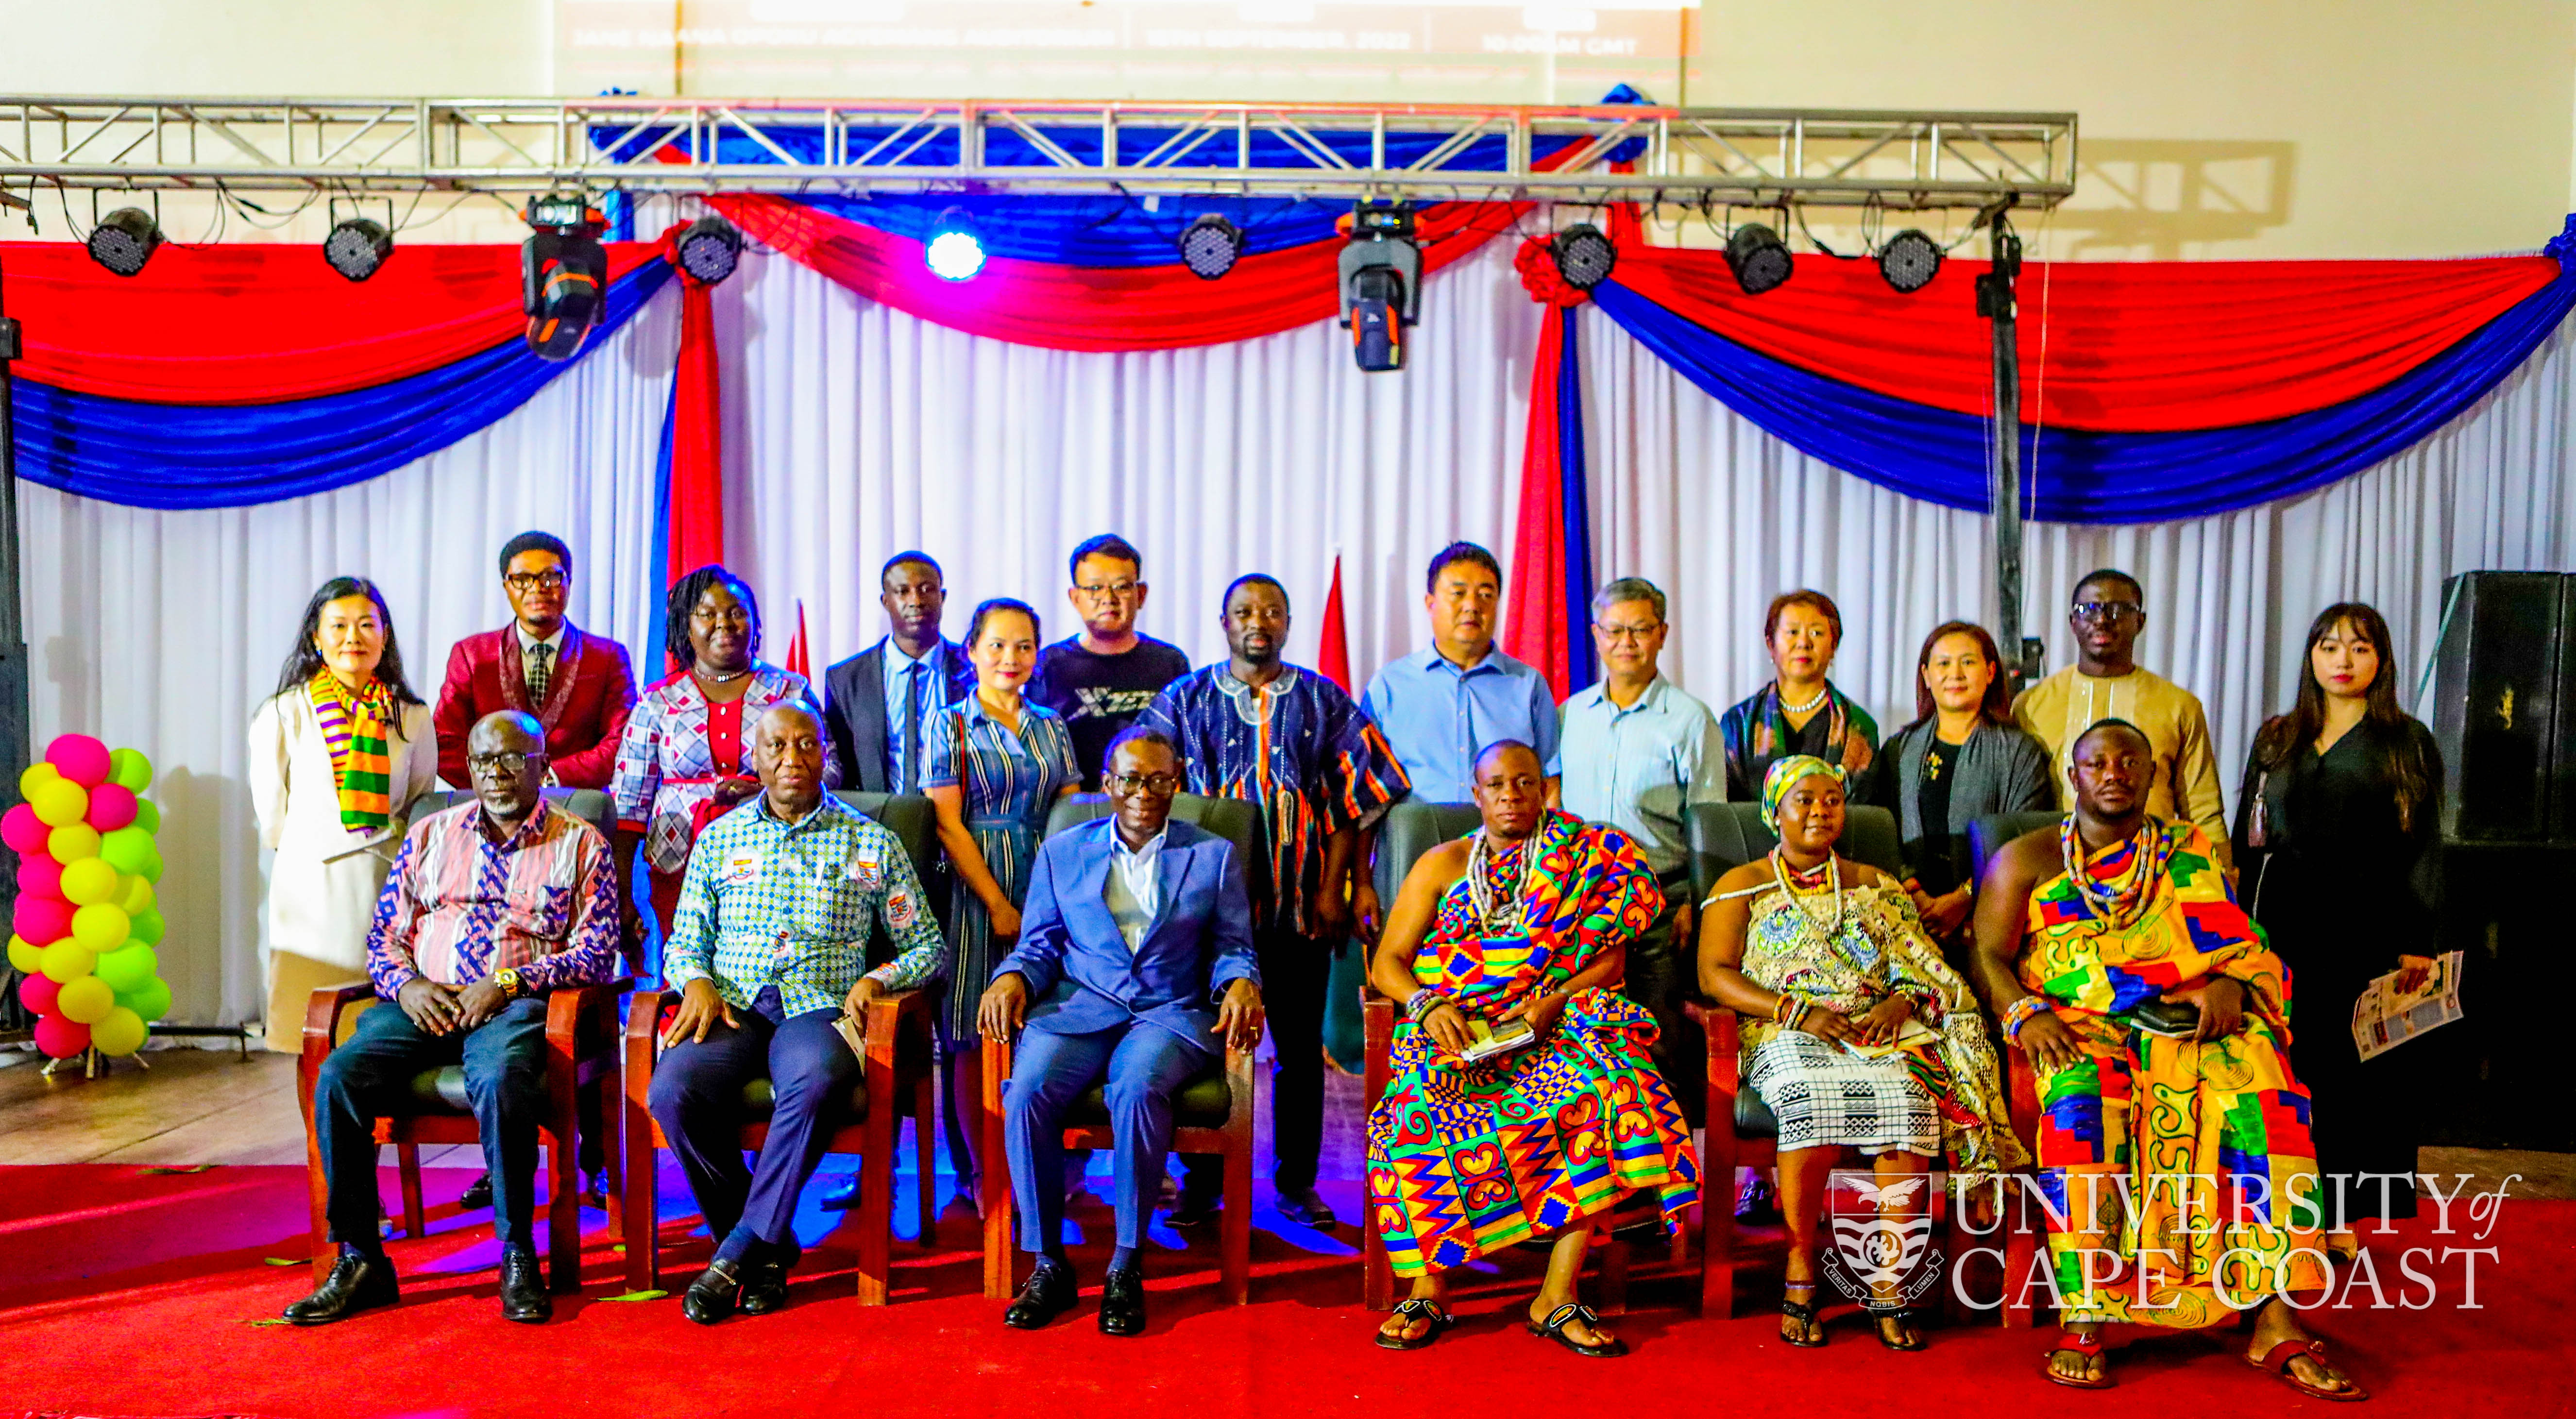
1819, 1170, 1947, 1312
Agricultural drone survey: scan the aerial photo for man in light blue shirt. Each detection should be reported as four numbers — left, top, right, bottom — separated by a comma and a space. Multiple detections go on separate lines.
1360, 541, 1562, 806
1555, 576, 1721, 1125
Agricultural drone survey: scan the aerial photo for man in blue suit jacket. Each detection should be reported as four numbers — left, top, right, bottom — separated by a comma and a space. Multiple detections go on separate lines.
978, 727, 1262, 1337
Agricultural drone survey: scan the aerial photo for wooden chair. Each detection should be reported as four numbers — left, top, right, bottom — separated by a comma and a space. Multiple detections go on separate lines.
1356, 802, 1684, 1315
1967, 810, 2063, 1330
979, 792, 1265, 1305
617, 791, 944, 1304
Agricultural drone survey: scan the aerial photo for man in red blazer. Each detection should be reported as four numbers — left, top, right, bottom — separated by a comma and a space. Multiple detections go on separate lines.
434, 531, 638, 791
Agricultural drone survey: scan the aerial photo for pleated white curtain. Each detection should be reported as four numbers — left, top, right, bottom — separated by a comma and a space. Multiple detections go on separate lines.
23, 232, 2576, 1029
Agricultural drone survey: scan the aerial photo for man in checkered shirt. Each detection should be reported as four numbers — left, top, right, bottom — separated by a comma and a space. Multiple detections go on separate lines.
649, 702, 949, 1324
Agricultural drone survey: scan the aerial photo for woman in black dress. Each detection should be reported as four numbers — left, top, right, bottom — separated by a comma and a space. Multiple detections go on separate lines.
2233, 601, 2441, 1245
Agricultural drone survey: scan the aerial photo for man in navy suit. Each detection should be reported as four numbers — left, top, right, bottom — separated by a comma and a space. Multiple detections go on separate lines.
978, 727, 1263, 1337
822, 551, 980, 797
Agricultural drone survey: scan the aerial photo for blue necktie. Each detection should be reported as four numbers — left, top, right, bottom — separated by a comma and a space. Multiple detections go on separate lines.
900, 660, 925, 794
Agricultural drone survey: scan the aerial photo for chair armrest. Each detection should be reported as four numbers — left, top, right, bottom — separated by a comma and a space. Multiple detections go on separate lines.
2006, 1044, 2041, 1149
981, 1032, 1013, 1115
625, 988, 674, 1106
300, 983, 380, 1079
861, 986, 927, 1066
546, 976, 636, 1048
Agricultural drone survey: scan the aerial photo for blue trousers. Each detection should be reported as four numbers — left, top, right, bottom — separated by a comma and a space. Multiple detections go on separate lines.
313, 996, 550, 1252
1005, 1022, 1203, 1253
647, 986, 858, 1267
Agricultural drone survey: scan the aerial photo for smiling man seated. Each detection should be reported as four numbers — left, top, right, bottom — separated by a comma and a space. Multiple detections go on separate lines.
979, 726, 1263, 1338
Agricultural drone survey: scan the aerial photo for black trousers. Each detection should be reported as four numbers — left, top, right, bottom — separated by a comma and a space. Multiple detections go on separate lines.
314, 997, 551, 1252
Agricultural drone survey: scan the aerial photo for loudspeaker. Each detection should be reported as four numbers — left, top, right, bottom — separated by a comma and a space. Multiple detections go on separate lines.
2429, 571, 2565, 841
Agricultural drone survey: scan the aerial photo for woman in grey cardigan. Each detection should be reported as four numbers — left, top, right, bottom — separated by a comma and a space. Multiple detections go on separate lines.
1867, 621, 2054, 947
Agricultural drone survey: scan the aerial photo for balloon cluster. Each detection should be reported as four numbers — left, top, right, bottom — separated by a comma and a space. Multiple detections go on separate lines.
5, 735, 168, 1058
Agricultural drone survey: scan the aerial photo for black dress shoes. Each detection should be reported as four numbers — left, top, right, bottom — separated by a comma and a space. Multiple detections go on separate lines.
680, 1259, 743, 1326
1097, 1266, 1147, 1337
737, 1258, 790, 1316
498, 1248, 552, 1324
284, 1247, 400, 1325
458, 1171, 495, 1211
1003, 1258, 1078, 1330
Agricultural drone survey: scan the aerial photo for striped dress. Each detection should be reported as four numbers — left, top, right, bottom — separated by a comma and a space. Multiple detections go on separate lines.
924, 696, 1078, 1044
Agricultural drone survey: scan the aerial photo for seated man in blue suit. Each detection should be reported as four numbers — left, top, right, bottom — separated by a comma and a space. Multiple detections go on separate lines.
978, 726, 1263, 1337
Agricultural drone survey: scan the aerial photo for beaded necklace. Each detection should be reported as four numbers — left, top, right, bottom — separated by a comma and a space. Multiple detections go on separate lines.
1767, 847, 1845, 938
1463, 829, 1533, 936
2058, 816, 2175, 930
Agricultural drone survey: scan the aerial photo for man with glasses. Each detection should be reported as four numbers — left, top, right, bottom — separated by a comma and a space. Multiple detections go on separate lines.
1029, 535, 1193, 790
1556, 577, 1724, 1115
288, 712, 620, 1327
1140, 574, 1409, 1227
979, 727, 1262, 1336
2013, 568, 2233, 871
433, 531, 637, 792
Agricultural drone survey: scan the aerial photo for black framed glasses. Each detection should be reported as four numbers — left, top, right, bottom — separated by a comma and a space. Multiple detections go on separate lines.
468, 751, 540, 776
2072, 601, 2143, 625
1074, 581, 1141, 600
1105, 771, 1182, 796
504, 570, 569, 592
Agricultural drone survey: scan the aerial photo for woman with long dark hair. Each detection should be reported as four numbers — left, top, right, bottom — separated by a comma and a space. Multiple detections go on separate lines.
2233, 601, 2442, 1244
249, 577, 439, 1051
1868, 621, 2055, 947
611, 566, 828, 937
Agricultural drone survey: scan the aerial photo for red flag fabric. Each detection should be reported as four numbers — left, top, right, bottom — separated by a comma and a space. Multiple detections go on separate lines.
662, 223, 727, 586
1317, 555, 1353, 693
784, 600, 811, 681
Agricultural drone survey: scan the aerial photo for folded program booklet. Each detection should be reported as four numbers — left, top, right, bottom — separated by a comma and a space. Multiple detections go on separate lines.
1457, 1016, 1537, 1064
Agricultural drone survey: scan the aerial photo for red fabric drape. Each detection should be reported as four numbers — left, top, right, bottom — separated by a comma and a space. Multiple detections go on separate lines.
1502, 308, 1574, 700
1610, 245, 2559, 433
664, 227, 726, 584
5, 242, 664, 404
1317, 555, 1353, 693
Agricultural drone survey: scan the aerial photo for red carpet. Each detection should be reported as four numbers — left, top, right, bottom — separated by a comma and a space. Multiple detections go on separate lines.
2, 1163, 2570, 1419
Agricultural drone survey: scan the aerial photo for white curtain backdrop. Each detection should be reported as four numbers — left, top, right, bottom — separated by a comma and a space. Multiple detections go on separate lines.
26, 233, 2576, 1029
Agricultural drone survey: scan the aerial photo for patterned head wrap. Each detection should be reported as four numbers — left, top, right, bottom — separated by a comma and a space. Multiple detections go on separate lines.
1759, 754, 1847, 833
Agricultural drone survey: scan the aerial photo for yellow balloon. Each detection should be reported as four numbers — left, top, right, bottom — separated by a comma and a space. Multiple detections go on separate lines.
90, 1006, 147, 1056
116, 874, 156, 917
38, 940, 96, 984
30, 779, 87, 828
55, 973, 115, 1025
5, 935, 41, 974
49, 824, 102, 865
17, 762, 61, 800
70, 903, 130, 953
58, 857, 119, 907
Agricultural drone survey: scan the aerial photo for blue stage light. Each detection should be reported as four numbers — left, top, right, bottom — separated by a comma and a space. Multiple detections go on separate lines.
926, 208, 986, 281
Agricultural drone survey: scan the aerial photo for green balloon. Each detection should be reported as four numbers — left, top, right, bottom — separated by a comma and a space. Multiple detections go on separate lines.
100, 825, 155, 875
95, 943, 156, 993
132, 797, 160, 835
117, 976, 172, 1024
128, 908, 165, 946
107, 747, 153, 793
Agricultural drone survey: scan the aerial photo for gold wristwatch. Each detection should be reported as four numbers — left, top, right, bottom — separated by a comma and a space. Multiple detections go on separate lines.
491, 967, 525, 999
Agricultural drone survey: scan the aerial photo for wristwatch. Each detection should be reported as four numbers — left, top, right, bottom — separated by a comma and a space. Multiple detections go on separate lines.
491, 967, 525, 999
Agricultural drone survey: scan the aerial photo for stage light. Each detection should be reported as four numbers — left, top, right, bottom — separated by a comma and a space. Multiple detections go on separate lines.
673, 216, 742, 284
522, 195, 609, 362
1549, 223, 1617, 291
926, 207, 986, 282
1724, 221, 1794, 296
86, 207, 161, 277
323, 218, 393, 282
1877, 228, 1942, 294
1337, 201, 1422, 373
1178, 214, 1244, 281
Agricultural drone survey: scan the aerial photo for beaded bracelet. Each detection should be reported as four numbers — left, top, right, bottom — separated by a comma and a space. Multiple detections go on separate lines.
1999, 994, 2051, 1042
1772, 992, 1808, 1030
1405, 989, 1441, 1025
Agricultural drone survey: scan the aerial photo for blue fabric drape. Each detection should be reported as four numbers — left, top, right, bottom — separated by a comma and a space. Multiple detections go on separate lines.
1557, 304, 1599, 690
1591, 249, 2576, 524
14, 263, 672, 510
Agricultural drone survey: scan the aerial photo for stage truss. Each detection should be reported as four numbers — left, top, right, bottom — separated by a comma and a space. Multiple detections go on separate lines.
0, 96, 2076, 212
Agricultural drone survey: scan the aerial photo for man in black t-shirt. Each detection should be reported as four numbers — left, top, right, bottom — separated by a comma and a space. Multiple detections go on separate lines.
1027, 534, 1194, 788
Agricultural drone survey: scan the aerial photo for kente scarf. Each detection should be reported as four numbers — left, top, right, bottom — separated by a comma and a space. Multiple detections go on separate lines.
1739, 681, 1876, 782
308, 670, 398, 833
1760, 754, 1847, 832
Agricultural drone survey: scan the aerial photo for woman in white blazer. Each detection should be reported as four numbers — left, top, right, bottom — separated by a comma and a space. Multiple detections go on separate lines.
248, 577, 437, 1052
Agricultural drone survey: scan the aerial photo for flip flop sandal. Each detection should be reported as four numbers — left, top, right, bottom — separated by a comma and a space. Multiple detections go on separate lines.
1870, 1306, 1928, 1352
2041, 1328, 2115, 1389
1528, 1301, 1627, 1358
2248, 1338, 2369, 1402
1779, 1284, 1827, 1349
1373, 1297, 1455, 1352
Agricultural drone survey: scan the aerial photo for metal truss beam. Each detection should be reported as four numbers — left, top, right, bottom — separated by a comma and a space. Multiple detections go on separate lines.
0, 97, 2075, 209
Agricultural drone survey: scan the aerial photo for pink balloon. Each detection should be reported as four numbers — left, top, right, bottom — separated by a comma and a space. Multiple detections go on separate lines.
12, 893, 73, 945
84, 783, 137, 832
0, 804, 47, 856
17, 856, 61, 900
19, 973, 59, 1015
44, 736, 112, 790
33, 1012, 90, 1059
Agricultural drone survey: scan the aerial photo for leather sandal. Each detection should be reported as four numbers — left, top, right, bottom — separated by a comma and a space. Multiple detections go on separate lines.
1373, 1297, 1454, 1351
1870, 1305, 1927, 1352
1779, 1282, 1826, 1349
1528, 1301, 1627, 1358
2041, 1327, 2114, 1389
2248, 1338, 2368, 1402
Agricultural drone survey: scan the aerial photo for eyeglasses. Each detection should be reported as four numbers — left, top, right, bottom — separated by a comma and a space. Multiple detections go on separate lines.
2072, 601, 2143, 625
505, 570, 568, 592
1075, 581, 1140, 600
1593, 621, 1662, 644
691, 605, 754, 627
1104, 772, 1182, 796
467, 751, 540, 775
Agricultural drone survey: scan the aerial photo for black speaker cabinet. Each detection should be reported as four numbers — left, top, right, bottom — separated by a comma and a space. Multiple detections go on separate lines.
2430, 571, 2566, 841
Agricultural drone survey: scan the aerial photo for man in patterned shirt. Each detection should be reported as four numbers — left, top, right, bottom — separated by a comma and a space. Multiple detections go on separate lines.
288, 711, 620, 1327
649, 702, 949, 1325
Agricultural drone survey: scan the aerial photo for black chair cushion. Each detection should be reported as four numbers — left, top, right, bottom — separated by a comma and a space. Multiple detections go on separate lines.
1057, 1063, 1233, 1130
830, 792, 939, 890
401, 1067, 869, 1122
1968, 811, 2064, 884
1733, 1085, 1779, 1139
1687, 801, 1904, 903
1373, 801, 1483, 902
738, 1075, 870, 1122
407, 787, 614, 843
